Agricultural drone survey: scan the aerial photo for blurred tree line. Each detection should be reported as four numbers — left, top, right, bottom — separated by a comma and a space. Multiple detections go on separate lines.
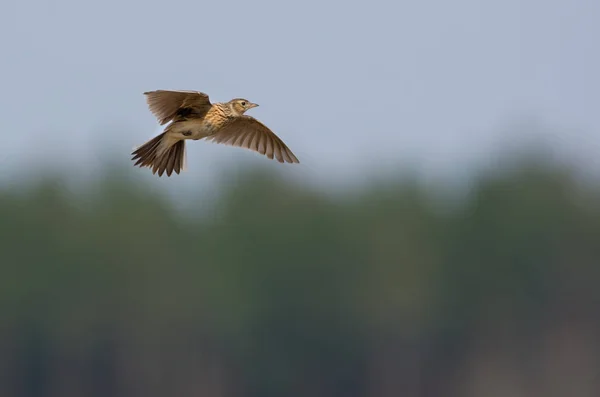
0, 152, 599, 397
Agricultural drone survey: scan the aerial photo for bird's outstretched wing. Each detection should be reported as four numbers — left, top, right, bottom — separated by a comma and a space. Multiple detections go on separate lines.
143, 90, 212, 125
206, 116, 299, 164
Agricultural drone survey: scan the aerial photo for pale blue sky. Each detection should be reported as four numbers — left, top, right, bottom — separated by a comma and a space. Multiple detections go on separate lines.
1, 0, 598, 193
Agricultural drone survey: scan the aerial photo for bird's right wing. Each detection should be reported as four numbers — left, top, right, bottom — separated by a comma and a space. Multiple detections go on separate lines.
205, 115, 299, 163
143, 90, 212, 125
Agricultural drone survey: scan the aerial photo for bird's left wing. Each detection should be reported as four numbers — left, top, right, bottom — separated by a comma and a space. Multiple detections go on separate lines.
144, 90, 212, 125
205, 116, 299, 163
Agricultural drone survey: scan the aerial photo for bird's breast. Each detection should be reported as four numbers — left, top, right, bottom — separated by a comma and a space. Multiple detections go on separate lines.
203, 112, 234, 132
200, 119, 223, 134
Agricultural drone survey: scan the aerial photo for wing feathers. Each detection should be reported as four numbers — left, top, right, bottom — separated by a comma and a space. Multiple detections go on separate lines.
205, 116, 299, 164
144, 90, 212, 125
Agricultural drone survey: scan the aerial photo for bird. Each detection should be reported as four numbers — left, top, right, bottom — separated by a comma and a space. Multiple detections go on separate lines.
131, 89, 300, 177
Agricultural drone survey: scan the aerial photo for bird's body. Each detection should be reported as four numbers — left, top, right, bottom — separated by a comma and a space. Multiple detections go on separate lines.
132, 90, 299, 177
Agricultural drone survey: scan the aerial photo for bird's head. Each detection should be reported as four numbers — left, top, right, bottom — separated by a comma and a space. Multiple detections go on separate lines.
228, 98, 259, 116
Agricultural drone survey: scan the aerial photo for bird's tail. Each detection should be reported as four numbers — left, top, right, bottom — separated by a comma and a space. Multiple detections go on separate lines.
131, 132, 187, 177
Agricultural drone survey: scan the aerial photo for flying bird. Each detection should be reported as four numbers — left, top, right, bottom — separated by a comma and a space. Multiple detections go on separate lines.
132, 89, 300, 176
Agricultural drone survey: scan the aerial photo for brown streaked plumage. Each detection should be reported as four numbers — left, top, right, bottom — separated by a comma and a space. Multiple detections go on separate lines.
131, 89, 299, 177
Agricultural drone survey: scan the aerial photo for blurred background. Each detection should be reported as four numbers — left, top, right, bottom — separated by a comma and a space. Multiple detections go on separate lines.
1, 0, 600, 396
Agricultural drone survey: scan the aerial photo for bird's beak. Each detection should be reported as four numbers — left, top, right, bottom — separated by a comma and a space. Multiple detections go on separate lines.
249, 102, 259, 109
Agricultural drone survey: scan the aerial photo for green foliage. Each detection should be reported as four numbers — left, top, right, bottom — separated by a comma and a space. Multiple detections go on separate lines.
1, 156, 599, 397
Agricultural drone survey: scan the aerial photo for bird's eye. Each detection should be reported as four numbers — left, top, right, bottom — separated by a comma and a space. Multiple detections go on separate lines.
241, 101, 246, 106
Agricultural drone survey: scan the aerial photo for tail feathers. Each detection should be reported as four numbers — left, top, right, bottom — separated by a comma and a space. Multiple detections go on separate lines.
131, 133, 187, 177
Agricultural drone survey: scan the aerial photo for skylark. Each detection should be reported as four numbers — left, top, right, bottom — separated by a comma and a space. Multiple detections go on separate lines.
131, 89, 300, 177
